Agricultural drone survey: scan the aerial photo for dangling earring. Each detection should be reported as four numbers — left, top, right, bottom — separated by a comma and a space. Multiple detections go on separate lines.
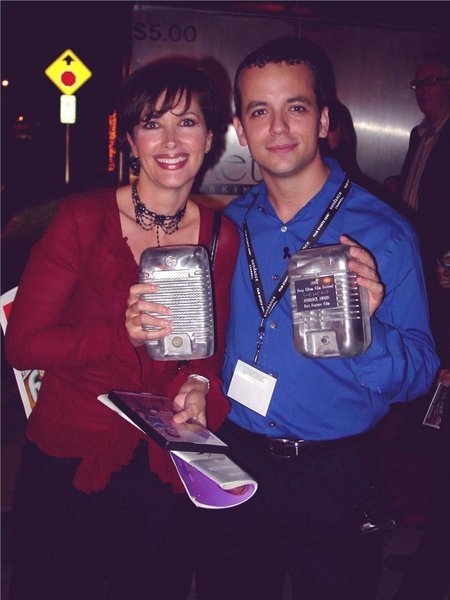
130, 156, 140, 176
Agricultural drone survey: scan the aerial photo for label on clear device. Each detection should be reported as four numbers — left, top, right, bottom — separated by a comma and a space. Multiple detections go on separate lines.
294, 275, 338, 312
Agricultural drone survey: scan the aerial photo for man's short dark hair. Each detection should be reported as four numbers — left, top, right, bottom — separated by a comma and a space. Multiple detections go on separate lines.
234, 37, 336, 119
118, 59, 228, 165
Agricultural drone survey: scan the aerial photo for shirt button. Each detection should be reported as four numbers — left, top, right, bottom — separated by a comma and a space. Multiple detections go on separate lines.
270, 322, 277, 329
280, 226, 287, 232
272, 274, 279, 281
269, 421, 276, 428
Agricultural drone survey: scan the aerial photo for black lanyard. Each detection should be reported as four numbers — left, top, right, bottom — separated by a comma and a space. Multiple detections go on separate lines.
243, 176, 351, 364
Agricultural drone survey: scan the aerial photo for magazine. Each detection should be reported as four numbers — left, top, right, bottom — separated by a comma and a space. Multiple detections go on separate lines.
104, 390, 228, 453
423, 382, 448, 429
170, 451, 258, 509
98, 393, 258, 509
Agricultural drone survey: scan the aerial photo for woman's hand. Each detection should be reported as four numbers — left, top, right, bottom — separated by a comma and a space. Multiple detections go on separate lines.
340, 235, 385, 316
125, 283, 172, 348
172, 378, 208, 426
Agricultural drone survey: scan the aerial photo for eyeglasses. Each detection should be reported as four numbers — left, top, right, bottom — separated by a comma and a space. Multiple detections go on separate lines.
410, 76, 450, 90
436, 257, 450, 271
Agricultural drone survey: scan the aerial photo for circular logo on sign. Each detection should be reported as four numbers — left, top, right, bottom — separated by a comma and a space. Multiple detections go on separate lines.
171, 336, 183, 348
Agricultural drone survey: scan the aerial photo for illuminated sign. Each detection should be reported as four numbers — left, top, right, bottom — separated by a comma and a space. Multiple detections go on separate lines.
108, 111, 117, 172
45, 49, 92, 95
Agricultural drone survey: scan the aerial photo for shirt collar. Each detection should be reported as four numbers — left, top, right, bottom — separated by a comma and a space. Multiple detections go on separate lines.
252, 157, 348, 223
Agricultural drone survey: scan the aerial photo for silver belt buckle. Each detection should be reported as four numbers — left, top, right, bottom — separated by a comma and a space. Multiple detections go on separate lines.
269, 438, 306, 458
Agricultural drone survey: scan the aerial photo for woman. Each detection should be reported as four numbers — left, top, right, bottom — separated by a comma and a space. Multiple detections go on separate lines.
320, 100, 386, 199
5, 60, 239, 600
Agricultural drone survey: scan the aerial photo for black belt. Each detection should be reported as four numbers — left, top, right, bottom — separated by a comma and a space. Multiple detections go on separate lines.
226, 420, 370, 459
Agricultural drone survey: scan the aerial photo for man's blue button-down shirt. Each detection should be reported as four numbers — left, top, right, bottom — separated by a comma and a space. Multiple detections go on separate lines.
223, 158, 439, 440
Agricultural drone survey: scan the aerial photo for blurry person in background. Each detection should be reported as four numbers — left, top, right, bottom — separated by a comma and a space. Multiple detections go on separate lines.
382, 55, 450, 596
386, 53, 450, 440
398, 52, 450, 347
5, 59, 238, 600
437, 251, 450, 291
321, 99, 387, 199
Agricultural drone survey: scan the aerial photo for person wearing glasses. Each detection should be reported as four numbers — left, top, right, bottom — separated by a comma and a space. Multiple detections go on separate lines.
399, 52, 450, 237
399, 51, 450, 274
397, 52, 450, 431
382, 54, 450, 600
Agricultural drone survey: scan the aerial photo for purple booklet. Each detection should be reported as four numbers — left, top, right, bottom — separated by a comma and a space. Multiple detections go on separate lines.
170, 451, 258, 509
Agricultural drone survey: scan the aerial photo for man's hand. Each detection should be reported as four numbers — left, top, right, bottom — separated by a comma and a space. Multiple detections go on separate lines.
340, 235, 385, 316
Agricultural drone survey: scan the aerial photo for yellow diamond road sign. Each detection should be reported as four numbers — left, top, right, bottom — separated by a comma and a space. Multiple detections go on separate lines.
45, 49, 92, 95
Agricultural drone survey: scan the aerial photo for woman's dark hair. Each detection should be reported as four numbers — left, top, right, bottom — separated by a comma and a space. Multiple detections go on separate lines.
328, 100, 357, 154
234, 37, 336, 119
118, 59, 228, 167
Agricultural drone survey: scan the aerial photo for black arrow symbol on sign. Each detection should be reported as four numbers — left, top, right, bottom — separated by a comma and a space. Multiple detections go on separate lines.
63, 55, 74, 65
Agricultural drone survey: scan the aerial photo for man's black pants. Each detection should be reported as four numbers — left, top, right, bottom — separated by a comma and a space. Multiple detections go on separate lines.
196, 419, 384, 600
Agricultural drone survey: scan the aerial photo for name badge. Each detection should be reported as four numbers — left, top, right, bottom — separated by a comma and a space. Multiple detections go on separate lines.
227, 359, 277, 416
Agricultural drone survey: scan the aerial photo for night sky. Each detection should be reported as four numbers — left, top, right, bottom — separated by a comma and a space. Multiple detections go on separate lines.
1, 1, 133, 221
2, 2, 131, 116
2, 0, 449, 224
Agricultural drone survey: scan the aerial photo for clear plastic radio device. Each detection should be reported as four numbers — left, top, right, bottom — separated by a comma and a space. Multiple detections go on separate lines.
288, 244, 371, 358
139, 245, 215, 361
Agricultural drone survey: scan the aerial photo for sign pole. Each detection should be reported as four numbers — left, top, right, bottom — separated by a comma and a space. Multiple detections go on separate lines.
65, 124, 71, 185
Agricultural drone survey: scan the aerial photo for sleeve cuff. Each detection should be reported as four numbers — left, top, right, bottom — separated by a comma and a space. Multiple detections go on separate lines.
351, 317, 386, 365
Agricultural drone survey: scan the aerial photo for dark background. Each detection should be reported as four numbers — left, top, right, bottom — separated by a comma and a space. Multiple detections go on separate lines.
2, 1, 449, 226
1, 0, 449, 290
1, 1, 133, 225
1, 0, 449, 294
2, 7, 449, 583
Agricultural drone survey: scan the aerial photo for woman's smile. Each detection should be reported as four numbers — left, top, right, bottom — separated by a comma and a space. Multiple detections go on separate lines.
154, 153, 189, 169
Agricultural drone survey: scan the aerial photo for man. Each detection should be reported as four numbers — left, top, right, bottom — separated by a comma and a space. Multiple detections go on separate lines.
196, 38, 438, 600
399, 51, 450, 265
399, 52, 450, 350
381, 54, 450, 600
